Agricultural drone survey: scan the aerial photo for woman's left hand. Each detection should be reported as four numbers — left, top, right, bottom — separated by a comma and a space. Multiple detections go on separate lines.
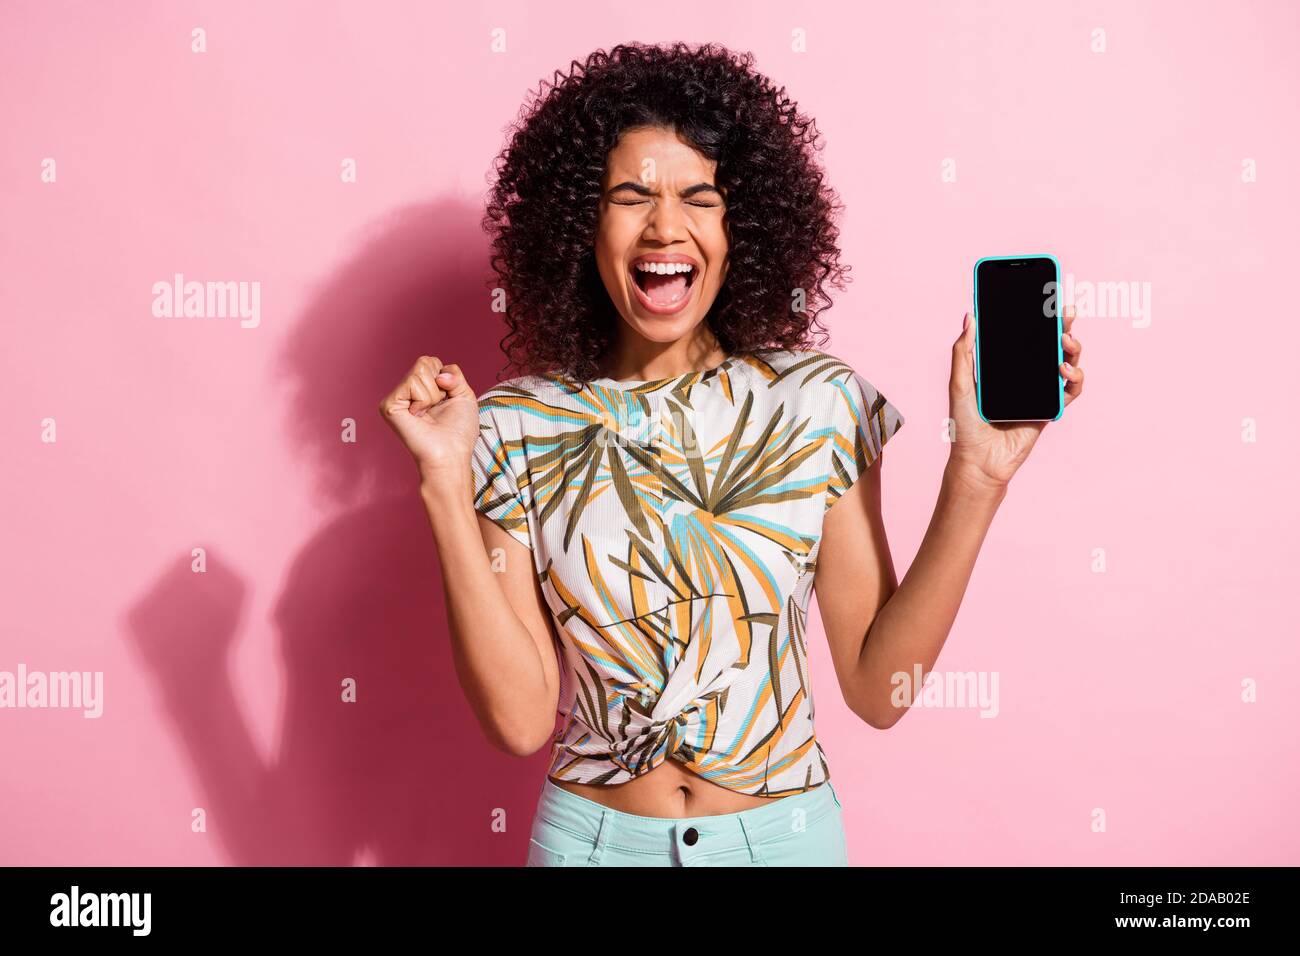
946, 305, 1084, 493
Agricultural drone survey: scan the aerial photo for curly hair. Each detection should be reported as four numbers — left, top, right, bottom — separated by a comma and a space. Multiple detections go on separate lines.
482, 41, 850, 384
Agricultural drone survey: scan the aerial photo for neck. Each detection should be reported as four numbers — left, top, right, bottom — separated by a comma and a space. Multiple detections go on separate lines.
599, 331, 729, 381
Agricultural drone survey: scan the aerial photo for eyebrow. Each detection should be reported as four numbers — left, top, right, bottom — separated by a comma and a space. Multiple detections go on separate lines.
606, 181, 723, 199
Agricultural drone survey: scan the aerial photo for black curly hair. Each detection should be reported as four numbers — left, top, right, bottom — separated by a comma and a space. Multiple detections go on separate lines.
482, 41, 850, 384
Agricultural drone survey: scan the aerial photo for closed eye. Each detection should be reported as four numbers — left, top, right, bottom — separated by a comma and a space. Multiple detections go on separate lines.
611, 199, 720, 208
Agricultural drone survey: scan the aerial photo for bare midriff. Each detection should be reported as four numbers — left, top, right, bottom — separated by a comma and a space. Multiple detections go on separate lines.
551, 758, 781, 818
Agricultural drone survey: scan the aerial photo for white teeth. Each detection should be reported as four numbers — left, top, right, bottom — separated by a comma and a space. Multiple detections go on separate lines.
634, 261, 695, 275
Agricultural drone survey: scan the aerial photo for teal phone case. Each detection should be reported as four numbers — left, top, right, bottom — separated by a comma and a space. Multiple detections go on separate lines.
972, 254, 1064, 424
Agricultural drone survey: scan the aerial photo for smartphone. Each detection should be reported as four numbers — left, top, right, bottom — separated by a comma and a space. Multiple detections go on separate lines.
972, 254, 1064, 423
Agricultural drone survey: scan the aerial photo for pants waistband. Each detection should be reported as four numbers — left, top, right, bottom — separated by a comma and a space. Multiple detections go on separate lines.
533, 776, 841, 860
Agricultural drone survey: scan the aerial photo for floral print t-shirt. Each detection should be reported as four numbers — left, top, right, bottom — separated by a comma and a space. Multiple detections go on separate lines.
469, 348, 904, 797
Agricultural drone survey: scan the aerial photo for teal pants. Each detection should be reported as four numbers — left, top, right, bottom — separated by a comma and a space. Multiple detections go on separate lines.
525, 776, 850, 866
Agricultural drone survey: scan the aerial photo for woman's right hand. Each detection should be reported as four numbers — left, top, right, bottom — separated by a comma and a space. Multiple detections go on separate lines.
378, 356, 479, 485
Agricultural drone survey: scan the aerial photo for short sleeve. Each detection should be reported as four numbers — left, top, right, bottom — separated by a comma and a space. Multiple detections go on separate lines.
470, 399, 533, 550
823, 365, 905, 512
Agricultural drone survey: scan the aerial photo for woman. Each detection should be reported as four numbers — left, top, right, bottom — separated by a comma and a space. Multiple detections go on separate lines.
379, 42, 1085, 866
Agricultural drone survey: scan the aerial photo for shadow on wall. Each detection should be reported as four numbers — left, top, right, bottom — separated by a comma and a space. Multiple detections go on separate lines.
123, 197, 551, 865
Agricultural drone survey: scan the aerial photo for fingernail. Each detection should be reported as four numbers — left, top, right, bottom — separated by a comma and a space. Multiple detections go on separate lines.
963, 312, 971, 330
1062, 362, 1072, 371
436, 371, 452, 380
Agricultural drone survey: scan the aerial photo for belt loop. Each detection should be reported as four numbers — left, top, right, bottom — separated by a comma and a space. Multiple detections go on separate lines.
587, 810, 613, 866
737, 815, 764, 865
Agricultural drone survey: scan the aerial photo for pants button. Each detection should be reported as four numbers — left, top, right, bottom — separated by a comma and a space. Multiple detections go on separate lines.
682, 827, 699, 845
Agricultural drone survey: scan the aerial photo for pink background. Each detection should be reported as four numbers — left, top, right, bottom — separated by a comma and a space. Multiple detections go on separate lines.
2, 0, 1296, 866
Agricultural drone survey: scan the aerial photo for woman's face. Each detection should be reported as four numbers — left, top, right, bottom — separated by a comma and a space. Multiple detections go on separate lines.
594, 125, 729, 349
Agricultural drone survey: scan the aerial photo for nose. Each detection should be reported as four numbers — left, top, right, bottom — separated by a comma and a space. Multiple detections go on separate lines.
641, 196, 688, 244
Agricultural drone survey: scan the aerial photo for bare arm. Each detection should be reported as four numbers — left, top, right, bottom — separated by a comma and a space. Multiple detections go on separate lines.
421, 479, 562, 755
815, 307, 1085, 729
380, 356, 561, 756
816, 456, 1004, 728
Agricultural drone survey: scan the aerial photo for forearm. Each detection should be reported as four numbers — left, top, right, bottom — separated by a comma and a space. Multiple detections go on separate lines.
850, 461, 1006, 727
421, 475, 554, 753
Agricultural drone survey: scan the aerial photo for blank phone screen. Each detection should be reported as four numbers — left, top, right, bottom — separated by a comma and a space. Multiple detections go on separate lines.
975, 257, 1062, 422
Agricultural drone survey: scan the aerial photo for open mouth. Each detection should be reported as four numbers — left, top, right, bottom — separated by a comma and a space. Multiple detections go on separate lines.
630, 261, 698, 310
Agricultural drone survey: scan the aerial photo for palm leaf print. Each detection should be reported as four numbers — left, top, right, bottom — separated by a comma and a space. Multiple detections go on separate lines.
469, 348, 904, 797
482, 384, 671, 553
